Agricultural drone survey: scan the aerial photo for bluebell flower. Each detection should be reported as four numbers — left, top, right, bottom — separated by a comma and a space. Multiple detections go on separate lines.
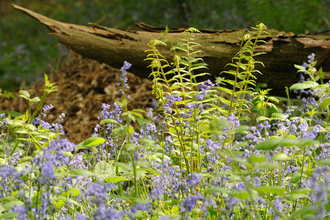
198, 79, 215, 97
92, 206, 126, 220
86, 180, 117, 206
180, 194, 204, 213
39, 161, 57, 185
164, 94, 182, 113
11, 205, 27, 220
117, 61, 132, 91
0, 166, 25, 189
42, 104, 54, 112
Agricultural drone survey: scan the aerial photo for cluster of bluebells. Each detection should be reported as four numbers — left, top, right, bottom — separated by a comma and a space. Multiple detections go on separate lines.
2, 55, 330, 219
117, 61, 132, 94
164, 94, 182, 113
196, 79, 215, 100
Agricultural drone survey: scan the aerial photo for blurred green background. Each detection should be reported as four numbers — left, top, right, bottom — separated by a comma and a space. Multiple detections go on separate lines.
1, 0, 329, 91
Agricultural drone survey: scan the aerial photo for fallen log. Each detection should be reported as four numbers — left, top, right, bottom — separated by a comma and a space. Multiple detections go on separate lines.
13, 4, 330, 96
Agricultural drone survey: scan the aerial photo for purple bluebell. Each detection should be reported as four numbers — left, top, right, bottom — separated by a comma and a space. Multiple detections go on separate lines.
164, 94, 183, 113
180, 194, 204, 213
198, 79, 215, 97
11, 205, 28, 220
86, 180, 117, 206
117, 61, 132, 91
43, 104, 54, 112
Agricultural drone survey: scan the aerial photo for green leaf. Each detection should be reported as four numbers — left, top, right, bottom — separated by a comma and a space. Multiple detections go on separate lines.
94, 161, 116, 179
68, 169, 96, 177
19, 90, 30, 99
99, 119, 121, 125
289, 188, 311, 201
125, 144, 140, 151
280, 138, 300, 146
111, 127, 123, 137
232, 190, 249, 200
30, 97, 41, 103
256, 186, 285, 196
256, 116, 269, 122
248, 154, 266, 163
255, 137, 282, 150
115, 162, 133, 171
296, 139, 319, 147
285, 206, 314, 220
62, 188, 81, 197
294, 64, 307, 71
318, 159, 330, 166
290, 81, 319, 90
136, 118, 152, 126
0, 212, 18, 219
272, 152, 291, 161
0, 111, 22, 118
205, 187, 230, 195
104, 176, 129, 183
234, 125, 249, 135
254, 162, 279, 170
77, 137, 105, 150
271, 113, 287, 121
290, 173, 302, 184
319, 98, 330, 109
139, 138, 155, 145
128, 112, 136, 122
210, 119, 229, 129
3, 201, 24, 211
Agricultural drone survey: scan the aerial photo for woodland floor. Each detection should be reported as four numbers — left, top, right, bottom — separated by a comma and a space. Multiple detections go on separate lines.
0, 51, 154, 144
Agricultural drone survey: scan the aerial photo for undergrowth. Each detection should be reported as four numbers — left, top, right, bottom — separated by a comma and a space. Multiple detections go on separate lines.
1, 23, 330, 219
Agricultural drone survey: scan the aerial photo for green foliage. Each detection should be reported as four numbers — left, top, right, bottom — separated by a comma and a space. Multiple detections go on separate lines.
2, 20, 330, 219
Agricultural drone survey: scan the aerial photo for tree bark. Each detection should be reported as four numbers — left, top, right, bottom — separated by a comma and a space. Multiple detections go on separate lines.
13, 4, 330, 96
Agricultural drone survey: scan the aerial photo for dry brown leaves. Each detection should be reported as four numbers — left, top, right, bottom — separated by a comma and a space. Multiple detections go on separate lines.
0, 51, 154, 144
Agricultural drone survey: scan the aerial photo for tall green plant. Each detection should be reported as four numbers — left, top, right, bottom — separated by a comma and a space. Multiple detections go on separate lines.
144, 24, 269, 175
218, 23, 269, 119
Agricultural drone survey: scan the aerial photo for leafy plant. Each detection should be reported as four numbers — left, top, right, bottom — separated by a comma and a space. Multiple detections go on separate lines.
1, 23, 330, 220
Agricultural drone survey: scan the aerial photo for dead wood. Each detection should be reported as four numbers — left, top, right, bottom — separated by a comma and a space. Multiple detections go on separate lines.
12, 4, 330, 96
